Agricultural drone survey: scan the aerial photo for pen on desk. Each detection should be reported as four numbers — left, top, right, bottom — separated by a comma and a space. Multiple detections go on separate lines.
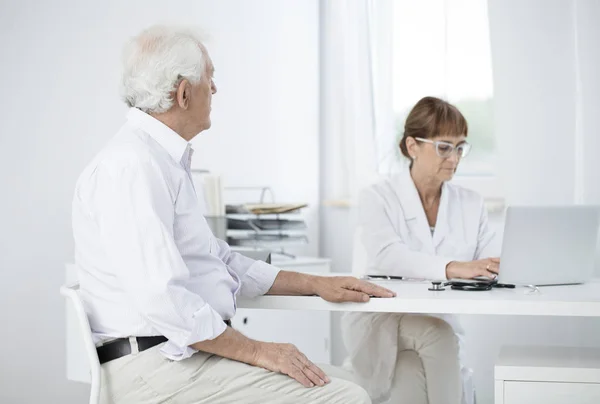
363, 275, 404, 281
494, 282, 515, 289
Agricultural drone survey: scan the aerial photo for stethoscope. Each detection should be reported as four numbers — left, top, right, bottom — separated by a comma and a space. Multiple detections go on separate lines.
362, 275, 516, 292
428, 280, 515, 291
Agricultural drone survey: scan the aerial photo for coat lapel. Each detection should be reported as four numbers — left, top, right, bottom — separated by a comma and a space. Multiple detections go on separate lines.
390, 170, 435, 254
432, 181, 450, 249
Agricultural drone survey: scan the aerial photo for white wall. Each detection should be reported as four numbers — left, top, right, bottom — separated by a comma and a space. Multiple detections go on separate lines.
0, 1, 319, 402
490, 0, 578, 205
191, 2, 320, 257
577, 0, 600, 270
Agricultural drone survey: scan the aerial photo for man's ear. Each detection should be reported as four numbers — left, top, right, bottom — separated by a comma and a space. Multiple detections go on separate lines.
175, 79, 191, 110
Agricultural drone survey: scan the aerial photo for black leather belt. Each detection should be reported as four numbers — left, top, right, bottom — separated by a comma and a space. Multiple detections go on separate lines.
97, 335, 168, 364
98, 319, 232, 365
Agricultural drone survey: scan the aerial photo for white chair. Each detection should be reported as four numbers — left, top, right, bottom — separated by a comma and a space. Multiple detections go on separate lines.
61, 283, 101, 404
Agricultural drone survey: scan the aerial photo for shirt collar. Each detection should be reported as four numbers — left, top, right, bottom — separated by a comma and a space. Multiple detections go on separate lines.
126, 107, 191, 166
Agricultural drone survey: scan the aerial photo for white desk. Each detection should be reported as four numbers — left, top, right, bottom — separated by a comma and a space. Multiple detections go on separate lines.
238, 277, 600, 317
239, 277, 600, 403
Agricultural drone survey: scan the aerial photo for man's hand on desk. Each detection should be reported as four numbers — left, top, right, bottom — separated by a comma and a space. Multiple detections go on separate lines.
267, 271, 396, 302
313, 276, 396, 303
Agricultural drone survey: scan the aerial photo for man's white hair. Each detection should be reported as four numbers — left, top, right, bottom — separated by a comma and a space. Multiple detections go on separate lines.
120, 25, 208, 114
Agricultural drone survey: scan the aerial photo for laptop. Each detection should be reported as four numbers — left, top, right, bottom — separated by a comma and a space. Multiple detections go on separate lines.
496, 206, 600, 286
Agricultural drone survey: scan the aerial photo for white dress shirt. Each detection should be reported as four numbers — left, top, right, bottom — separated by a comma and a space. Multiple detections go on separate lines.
72, 108, 280, 360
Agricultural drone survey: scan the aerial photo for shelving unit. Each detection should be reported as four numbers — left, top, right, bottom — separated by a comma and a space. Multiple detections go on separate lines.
189, 170, 311, 257
224, 187, 309, 257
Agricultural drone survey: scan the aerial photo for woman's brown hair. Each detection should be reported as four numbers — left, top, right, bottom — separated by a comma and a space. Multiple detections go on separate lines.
399, 96, 468, 160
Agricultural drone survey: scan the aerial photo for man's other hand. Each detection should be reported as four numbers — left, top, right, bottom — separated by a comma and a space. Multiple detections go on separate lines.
252, 342, 330, 388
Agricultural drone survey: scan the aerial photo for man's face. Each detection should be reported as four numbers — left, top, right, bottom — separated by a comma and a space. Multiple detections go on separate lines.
188, 57, 217, 134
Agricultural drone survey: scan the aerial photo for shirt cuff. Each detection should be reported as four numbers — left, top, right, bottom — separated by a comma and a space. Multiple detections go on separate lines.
161, 303, 228, 361
160, 341, 198, 361
238, 261, 281, 298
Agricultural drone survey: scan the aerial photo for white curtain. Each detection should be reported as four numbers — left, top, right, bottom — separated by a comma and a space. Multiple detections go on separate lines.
488, 0, 600, 270
488, 0, 600, 207
320, 0, 394, 203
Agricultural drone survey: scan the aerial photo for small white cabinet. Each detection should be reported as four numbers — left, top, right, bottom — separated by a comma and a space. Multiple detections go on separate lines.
231, 256, 332, 364
495, 346, 600, 404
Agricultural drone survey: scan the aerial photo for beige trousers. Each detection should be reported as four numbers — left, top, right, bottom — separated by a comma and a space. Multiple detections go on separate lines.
383, 315, 462, 404
342, 313, 463, 404
100, 343, 371, 404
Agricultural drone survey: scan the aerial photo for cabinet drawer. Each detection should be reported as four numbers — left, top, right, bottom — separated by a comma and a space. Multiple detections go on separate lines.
503, 381, 600, 404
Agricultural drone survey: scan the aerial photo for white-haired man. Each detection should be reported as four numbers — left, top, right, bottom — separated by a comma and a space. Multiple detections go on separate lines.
72, 25, 395, 403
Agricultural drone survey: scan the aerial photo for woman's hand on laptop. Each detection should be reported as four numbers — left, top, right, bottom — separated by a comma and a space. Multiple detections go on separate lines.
446, 258, 500, 280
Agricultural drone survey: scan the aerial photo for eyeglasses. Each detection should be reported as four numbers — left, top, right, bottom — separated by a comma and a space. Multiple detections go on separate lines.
415, 137, 471, 158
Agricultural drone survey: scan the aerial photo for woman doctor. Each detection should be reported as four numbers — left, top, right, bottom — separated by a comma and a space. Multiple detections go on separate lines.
342, 96, 499, 404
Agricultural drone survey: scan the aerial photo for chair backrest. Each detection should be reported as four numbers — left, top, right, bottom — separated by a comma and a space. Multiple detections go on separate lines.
352, 226, 369, 276
61, 282, 100, 404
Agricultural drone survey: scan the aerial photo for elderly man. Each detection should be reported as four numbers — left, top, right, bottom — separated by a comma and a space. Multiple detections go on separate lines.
72, 25, 395, 403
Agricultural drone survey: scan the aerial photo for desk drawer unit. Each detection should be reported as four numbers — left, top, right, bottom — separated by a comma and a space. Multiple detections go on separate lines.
501, 381, 600, 404
495, 346, 600, 404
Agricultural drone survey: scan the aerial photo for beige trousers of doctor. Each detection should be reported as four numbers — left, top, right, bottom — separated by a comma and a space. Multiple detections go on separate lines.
100, 342, 372, 404
342, 312, 464, 404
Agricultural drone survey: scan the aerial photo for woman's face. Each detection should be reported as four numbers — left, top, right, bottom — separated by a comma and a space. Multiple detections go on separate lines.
407, 135, 469, 182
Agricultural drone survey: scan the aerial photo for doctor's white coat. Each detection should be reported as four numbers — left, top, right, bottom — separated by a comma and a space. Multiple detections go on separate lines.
342, 169, 498, 404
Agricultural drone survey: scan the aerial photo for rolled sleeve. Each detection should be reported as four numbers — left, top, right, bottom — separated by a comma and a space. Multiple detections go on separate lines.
161, 306, 227, 361
238, 260, 281, 297
214, 238, 281, 297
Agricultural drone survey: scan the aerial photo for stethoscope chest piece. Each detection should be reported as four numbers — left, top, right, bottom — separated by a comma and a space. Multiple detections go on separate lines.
428, 281, 446, 291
